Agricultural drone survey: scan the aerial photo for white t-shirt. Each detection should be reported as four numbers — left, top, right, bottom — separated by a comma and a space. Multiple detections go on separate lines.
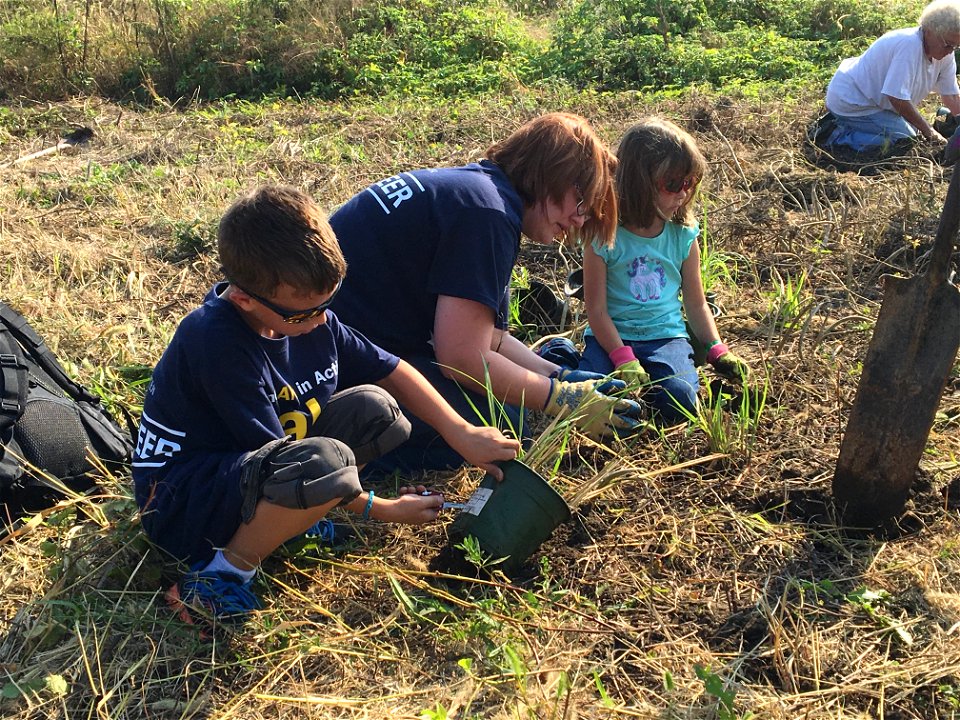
826, 27, 959, 117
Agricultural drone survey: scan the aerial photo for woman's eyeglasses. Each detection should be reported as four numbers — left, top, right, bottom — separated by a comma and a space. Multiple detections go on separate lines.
234, 278, 343, 324
574, 184, 591, 219
660, 176, 698, 194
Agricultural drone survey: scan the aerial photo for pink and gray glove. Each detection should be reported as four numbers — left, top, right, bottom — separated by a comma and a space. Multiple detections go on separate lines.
608, 346, 651, 387
706, 342, 750, 381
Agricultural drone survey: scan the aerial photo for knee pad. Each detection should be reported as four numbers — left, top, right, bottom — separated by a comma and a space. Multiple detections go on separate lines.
263, 436, 363, 509
239, 437, 362, 521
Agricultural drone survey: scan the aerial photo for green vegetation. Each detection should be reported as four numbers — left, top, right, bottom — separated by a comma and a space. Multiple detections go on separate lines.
0, 0, 926, 101
548, 0, 922, 91
2, 1, 960, 718
678, 376, 768, 457
0, 0, 540, 100
699, 203, 742, 296
695, 664, 753, 720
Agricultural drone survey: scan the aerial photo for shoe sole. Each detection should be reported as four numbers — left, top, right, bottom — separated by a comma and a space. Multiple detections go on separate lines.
165, 583, 214, 640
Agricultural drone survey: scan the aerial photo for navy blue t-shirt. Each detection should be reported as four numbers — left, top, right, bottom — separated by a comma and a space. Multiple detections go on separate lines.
132, 283, 398, 507
329, 160, 524, 356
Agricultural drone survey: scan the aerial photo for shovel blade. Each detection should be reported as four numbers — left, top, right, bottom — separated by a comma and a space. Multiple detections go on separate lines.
833, 273, 960, 522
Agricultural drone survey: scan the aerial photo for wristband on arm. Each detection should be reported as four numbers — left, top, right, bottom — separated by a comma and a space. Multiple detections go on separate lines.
608, 345, 637, 368
542, 377, 556, 411
705, 341, 729, 365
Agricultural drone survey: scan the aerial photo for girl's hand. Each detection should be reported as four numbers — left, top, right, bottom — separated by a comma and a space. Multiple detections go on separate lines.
712, 351, 750, 381
609, 345, 651, 387
615, 359, 651, 387
447, 426, 520, 482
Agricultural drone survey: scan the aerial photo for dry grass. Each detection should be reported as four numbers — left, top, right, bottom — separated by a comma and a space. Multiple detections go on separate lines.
1, 87, 959, 718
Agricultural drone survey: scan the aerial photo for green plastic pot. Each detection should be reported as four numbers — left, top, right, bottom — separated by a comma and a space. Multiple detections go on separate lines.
449, 459, 571, 572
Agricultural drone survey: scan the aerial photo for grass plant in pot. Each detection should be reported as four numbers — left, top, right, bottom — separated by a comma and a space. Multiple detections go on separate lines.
445, 367, 611, 574
446, 378, 726, 574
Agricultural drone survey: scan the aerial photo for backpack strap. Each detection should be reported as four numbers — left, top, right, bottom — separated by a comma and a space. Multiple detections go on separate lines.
0, 301, 98, 405
0, 318, 28, 433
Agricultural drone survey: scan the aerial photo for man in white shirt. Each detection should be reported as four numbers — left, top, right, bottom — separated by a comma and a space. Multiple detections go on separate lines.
825, 0, 960, 152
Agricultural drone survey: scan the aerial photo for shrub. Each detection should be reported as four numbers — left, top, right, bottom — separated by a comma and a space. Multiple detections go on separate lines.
114, 0, 350, 100
545, 0, 923, 91
0, 0, 929, 101
0, 5, 87, 98
337, 0, 539, 98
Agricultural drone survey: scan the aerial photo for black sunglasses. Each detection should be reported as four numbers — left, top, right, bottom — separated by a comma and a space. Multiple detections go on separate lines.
660, 176, 698, 194
234, 278, 343, 324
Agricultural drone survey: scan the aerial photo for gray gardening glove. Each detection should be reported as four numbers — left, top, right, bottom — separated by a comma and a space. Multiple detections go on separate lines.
543, 378, 645, 440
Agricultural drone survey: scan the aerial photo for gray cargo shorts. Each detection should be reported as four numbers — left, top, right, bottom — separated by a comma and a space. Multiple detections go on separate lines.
238, 384, 412, 522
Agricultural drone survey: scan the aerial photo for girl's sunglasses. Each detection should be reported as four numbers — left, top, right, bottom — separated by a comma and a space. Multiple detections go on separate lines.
235, 278, 343, 324
660, 176, 698, 194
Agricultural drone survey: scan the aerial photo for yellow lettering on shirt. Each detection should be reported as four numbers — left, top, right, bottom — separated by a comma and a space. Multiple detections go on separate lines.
279, 411, 307, 440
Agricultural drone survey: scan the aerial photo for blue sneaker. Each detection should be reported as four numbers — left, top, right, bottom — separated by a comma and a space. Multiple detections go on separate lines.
284, 518, 355, 551
305, 518, 338, 541
166, 564, 261, 631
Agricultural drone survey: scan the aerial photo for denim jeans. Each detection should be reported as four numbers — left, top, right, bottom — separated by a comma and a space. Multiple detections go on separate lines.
579, 336, 698, 425
828, 109, 916, 152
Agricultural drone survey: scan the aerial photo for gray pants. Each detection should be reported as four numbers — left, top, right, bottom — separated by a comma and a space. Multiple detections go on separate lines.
239, 385, 411, 522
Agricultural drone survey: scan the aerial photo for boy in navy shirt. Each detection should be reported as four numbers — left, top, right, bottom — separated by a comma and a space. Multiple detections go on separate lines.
133, 186, 519, 631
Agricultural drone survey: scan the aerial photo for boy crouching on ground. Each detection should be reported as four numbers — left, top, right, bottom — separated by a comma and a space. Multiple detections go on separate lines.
132, 186, 520, 631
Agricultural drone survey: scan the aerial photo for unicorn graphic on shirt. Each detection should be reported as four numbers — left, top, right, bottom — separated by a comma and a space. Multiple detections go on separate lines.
627, 255, 666, 302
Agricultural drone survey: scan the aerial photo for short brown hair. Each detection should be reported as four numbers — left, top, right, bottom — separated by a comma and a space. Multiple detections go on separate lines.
615, 117, 706, 237
218, 186, 346, 296
485, 112, 618, 247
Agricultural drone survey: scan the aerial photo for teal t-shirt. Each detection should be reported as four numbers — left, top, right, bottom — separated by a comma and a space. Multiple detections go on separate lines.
585, 222, 699, 342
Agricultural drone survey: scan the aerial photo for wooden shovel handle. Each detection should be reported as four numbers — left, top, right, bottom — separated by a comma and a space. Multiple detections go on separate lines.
2, 127, 94, 169
929, 169, 960, 285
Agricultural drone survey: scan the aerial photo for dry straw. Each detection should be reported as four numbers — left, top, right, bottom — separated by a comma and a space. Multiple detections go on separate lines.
1, 90, 959, 718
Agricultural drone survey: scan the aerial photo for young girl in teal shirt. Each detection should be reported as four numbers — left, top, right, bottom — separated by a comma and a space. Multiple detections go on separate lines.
580, 117, 749, 424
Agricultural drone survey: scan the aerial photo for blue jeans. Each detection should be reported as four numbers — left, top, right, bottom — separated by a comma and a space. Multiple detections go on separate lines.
579, 336, 698, 425
362, 352, 527, 478
827, 110, 916, 152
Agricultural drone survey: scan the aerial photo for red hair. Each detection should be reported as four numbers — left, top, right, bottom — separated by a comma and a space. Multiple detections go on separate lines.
486, 112, 618, 247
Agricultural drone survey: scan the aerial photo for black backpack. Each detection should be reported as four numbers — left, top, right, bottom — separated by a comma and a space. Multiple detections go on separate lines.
0, 301, 135, 519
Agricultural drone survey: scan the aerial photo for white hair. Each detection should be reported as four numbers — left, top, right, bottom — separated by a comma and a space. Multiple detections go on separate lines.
920, 0, 960, 35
